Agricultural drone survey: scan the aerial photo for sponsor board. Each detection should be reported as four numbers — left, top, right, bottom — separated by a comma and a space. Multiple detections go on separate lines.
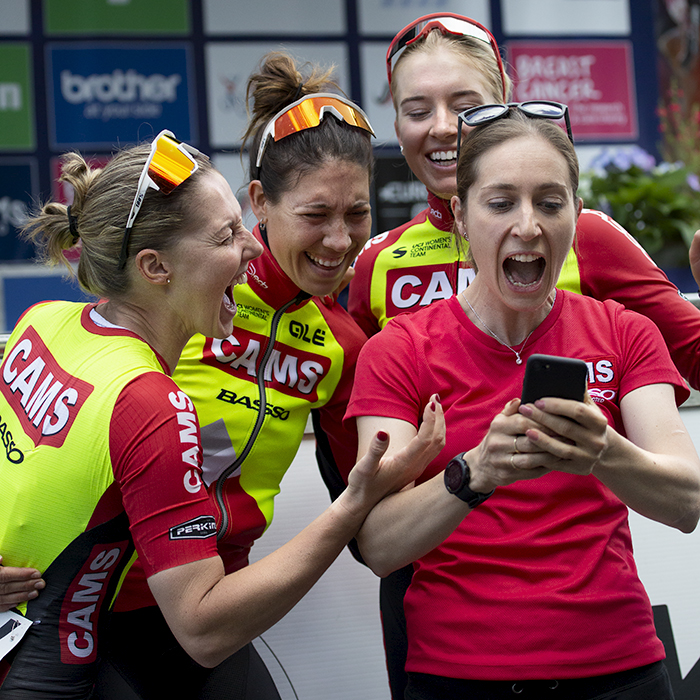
0, 43, 34, 150
46, 42, 196, 149
502, 0, 630, 35
0, 159, 37, 261
357, 0, 490, 36
509, 41, 638, 141
0, 0, 30, 34
44, 0, 190, 35
205, 42, 348, 148
203, 0, 343, 35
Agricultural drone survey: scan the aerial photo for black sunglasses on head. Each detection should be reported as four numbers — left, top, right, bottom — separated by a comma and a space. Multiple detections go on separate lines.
456, 101, 574, 161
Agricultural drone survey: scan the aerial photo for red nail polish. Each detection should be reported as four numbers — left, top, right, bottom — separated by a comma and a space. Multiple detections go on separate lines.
377, 431, 388, 441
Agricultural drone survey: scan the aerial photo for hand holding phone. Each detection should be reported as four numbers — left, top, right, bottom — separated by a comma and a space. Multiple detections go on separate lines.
521, 354, 587, 404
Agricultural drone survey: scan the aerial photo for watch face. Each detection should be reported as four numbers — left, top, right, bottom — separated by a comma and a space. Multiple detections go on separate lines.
445, 460, 463, 492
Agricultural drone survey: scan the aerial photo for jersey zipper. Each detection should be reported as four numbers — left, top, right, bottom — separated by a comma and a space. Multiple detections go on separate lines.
215, 290, 310, 540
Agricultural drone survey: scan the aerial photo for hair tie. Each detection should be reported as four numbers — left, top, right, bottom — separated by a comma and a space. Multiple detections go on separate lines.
67, 205, 80, 242
292, 82, 304, 102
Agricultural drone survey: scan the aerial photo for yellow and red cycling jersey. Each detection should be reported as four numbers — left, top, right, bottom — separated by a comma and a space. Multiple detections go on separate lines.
115, 225, 366, 610
349, 191, 700, 390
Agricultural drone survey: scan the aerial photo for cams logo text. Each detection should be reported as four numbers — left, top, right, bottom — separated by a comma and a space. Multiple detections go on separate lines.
0, 327, 93, 448
59, 543, 130, 664
203, 330, 332, 403
386, 266, 475, 317
168, 390, 204, 495
585, 359, 617, 403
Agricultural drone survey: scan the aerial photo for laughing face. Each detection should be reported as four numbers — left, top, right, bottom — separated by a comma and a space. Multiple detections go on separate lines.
250, 159, 371, 298
393, 44, 499, 201
453, 134, 580, 317
168, 171, 263, 340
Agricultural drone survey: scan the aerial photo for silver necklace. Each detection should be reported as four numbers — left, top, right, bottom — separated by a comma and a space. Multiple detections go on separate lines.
462, 291, 556, 365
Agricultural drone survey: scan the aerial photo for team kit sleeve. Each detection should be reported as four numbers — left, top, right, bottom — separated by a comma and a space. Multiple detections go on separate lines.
109, 372, 219, 579
312, 304, 369, 486
348, 240, 384, 338
576, 209, 700, 390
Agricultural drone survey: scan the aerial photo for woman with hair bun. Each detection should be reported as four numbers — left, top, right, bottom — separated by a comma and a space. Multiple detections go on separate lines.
94, 50, 394, 699
0, 121, 444, 699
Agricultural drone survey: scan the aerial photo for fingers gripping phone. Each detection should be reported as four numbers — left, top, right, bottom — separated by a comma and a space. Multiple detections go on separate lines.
521, 354, 587, 404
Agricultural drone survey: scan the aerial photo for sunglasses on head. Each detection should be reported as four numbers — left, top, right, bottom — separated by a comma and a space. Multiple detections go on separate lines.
386, 12, 507, 101
456, 101, 574, 160
118, 129, 200, 270
255, 93, 375, 169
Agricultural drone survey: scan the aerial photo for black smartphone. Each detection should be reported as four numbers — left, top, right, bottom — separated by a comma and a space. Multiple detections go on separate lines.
521, 354, 587, 404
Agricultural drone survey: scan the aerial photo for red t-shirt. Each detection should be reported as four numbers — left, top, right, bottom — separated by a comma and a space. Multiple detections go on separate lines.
346, 291, 688, 680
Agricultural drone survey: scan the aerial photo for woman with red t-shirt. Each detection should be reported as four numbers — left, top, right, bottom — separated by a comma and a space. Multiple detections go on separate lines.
347, 108, 700, 700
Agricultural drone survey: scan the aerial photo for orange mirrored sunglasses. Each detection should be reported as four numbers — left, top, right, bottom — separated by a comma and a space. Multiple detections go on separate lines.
256, 93, 375, 169
119, 130, 200, 269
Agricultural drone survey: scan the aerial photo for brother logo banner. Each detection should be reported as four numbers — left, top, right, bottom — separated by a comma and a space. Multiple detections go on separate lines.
48, 43, 196, 148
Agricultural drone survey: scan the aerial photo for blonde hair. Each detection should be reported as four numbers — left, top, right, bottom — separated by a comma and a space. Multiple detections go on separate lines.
22, 143, 212, 299
391, 29, 512, 107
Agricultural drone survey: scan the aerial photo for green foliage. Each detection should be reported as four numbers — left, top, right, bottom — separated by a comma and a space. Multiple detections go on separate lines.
580, 149, 700, 268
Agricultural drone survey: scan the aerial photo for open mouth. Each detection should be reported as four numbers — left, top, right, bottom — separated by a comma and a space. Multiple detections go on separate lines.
306, 252, 345, 270
223, 285, 236, 313
503, 254, 545, 288
428, 150, 457, 166
222, 270, 248, 315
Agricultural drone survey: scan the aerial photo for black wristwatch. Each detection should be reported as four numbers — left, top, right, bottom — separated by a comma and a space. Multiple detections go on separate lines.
444, 453, 495, 509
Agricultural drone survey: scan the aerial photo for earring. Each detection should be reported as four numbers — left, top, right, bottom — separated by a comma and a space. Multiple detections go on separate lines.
167, 278, 171, 284
259, 221, 267, 234
400, 145, 404, 155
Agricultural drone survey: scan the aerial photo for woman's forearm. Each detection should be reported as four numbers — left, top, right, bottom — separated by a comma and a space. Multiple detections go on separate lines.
356, 474, 470, 577
149, 412, 446, 668
593, 425, 700, 533
149, 489, 378, 668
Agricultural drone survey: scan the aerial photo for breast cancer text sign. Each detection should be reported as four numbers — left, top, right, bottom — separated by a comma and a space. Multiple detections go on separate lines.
508, 41, 638, 141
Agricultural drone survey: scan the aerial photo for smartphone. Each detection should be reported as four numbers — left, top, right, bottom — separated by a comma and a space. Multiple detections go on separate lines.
521, 354, 587, 404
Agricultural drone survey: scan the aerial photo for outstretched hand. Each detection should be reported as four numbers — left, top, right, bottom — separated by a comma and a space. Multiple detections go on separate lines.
0, 556, 45, 613
346, 394, 445, 512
